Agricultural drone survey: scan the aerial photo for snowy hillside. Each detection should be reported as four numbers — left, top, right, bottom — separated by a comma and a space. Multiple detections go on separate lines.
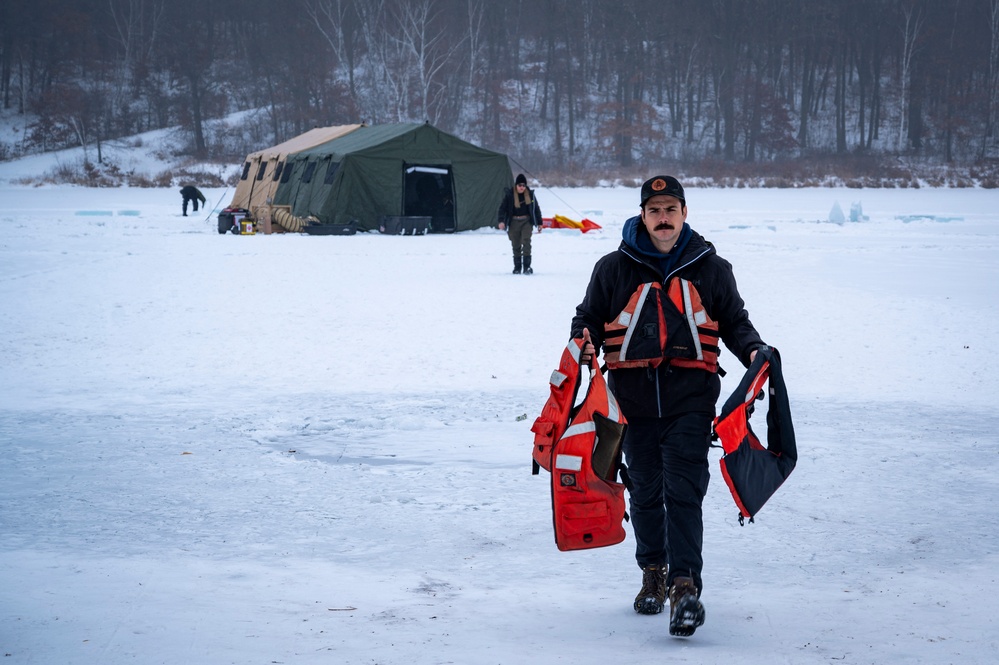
0, 110, 243, 188
1, 170, 998, 663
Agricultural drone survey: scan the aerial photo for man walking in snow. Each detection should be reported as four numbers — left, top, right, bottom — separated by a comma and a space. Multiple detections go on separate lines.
570, 175, 766, 637
180, 185, 207, 216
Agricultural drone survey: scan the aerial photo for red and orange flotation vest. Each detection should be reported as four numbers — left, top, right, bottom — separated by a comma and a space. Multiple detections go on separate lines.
602, 278, 720, 373
713, 346, 797, 524
531, 338, 630, 551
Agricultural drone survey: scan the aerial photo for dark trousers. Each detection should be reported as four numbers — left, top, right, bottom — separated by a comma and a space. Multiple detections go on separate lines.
507, 217, 533, 257
182, 197, 201, 215
623, 413, 712, 591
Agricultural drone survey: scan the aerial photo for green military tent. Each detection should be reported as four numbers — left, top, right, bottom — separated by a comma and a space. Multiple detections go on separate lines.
271, 122, 512, 233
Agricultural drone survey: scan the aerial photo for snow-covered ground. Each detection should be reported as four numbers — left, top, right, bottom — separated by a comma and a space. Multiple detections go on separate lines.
1, 179, 998, 664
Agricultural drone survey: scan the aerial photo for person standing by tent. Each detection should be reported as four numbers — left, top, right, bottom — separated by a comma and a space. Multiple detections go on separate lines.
180, 185, 207, 216
497, 173, 543, 274
570, 175, 766, 637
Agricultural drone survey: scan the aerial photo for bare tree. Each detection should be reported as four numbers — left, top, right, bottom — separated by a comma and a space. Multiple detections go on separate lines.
396, 0, 467, 124
353, 0, 409, 122
897, 1, 925, 151
984, 0, 999, 158
464, 0, 485, 94
108, 0, 166, 88
306, 0, 360, 101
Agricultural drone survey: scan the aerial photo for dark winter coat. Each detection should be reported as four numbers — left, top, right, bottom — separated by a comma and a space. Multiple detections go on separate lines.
180, 185, 206, 203
497, 186, 543, 227
571, 217, 765, 419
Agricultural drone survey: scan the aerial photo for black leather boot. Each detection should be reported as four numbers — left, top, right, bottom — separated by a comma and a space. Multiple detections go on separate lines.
512, 256, 522, 274
523, 255, 533, 275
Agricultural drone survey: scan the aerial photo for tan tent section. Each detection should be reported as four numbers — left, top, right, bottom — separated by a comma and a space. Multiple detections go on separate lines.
230, 124, 363, 230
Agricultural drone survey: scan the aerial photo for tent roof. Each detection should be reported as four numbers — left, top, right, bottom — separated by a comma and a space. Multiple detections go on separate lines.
291, 124, 420, 160
290, 123, 505, 161
246, 124, 363, 160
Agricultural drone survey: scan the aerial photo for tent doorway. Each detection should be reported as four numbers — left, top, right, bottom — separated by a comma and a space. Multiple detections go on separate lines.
404, 165, 456, 233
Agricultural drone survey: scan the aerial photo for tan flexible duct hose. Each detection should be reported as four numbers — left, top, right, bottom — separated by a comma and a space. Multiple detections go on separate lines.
273, 207, 319, 233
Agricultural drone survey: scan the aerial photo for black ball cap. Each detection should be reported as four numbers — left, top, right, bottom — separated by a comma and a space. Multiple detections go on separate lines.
640, 175, 685, 206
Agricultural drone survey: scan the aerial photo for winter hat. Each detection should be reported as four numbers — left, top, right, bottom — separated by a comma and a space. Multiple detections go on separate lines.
515, 173, 528, 186
640, 175, 685, 206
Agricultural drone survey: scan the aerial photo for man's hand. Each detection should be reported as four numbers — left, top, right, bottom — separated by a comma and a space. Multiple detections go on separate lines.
579, 328, 596, 365
498, 222, 506, 231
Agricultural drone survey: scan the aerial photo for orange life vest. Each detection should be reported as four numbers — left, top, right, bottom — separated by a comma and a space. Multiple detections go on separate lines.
602, 278, 720, 372
531, 338, 584, 474
713, 346, 797, 524
531, 338, 630, 551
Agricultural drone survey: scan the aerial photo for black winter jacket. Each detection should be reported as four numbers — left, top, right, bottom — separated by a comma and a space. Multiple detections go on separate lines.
571, 223, 764, 419
180, 185, 206, 203
497, 186, 543, 227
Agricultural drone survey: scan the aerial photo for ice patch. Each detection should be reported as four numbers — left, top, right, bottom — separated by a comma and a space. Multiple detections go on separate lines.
73, 210, 142, 217
897, 214, 964, 223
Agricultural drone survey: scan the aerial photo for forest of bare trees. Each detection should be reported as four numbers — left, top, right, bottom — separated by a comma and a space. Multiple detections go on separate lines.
2, 0, 999, 181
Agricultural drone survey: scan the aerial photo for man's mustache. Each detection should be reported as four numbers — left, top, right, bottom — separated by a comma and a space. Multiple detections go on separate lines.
654, 222, 673, 231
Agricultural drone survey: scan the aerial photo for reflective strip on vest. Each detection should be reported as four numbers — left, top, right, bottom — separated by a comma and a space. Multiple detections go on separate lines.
562, 421, 596, 439
669, 278, 719, 371
681, 278, 704, 361
606, 388, 621, 422
550, 369, 569, 388
618, 282, 652, 363
566, 339, 582, 364
555, 454, 583, 471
